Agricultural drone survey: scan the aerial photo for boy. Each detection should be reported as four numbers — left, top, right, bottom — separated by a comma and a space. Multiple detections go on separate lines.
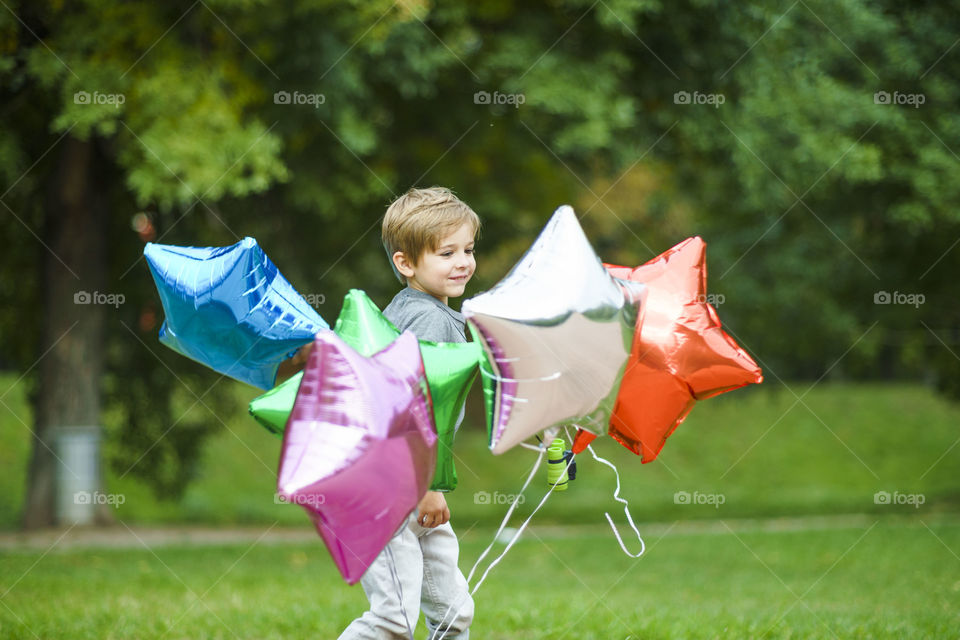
283, 187, 477, 638
350, 186, 477, 638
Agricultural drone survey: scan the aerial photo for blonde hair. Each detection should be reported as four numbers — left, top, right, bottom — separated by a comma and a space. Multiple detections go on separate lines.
381, 187, 480, 282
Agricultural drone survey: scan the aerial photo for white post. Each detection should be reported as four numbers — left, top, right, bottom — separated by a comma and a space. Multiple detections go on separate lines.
55, 426, 102, 525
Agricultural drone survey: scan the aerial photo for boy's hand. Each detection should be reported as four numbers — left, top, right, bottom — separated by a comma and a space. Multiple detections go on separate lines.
417, 491, 450, 528
275, 342, 313, 384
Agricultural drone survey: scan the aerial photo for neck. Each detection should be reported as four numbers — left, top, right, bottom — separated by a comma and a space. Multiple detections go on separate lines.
407, 283, 448, 306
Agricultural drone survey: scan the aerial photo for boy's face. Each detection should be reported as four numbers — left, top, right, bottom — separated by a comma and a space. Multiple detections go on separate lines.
395, 222, 476, 304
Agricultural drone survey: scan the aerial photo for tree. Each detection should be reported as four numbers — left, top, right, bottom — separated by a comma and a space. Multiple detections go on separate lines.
4, 0, 959, 526
3, 0, 288, 526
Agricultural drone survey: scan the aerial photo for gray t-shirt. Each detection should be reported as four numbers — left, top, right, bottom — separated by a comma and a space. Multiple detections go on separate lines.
383, 287, 467, 344
383, 287, 468, 437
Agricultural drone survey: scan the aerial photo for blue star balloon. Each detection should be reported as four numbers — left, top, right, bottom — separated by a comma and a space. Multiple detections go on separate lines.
144, 237, 329, 389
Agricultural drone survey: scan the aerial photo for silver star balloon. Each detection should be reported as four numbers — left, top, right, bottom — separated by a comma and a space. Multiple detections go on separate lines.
463, 205, 645, 454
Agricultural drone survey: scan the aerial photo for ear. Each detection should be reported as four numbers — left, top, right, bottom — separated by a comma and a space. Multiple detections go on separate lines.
392, 251, 415, 278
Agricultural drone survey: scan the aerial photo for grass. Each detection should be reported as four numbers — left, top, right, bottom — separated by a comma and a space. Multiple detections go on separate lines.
1, 516, 958, 638
2, 374, 960, 637
2, 375, 959, 528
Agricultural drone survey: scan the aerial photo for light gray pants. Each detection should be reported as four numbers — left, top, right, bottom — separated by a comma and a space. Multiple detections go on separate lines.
338, 512, 474, 639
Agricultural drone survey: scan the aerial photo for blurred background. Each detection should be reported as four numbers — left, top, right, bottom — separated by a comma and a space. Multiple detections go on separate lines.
1, 1, 959, 637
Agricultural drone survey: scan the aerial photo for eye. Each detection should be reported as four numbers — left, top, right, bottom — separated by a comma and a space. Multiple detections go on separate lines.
441, 251, 453, 257
466, 248, 475, 254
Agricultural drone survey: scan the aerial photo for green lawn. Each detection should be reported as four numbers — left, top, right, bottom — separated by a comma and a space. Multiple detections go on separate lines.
1, 516, 958, 638
2, 376, 959, 528
2, 375, 960, 637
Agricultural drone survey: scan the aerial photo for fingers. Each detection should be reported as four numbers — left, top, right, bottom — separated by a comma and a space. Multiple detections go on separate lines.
297, 343, 313, 364
417, 508, 451, 528
426, 509, 450, 527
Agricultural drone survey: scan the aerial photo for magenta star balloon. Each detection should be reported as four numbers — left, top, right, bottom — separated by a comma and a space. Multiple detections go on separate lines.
276, 330, 437, 584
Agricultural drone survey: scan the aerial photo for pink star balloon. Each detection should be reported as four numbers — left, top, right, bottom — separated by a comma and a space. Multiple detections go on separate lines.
276, 330, 436, 584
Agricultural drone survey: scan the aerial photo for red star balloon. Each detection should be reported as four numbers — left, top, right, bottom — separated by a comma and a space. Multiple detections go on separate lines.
573, 237, 762, 462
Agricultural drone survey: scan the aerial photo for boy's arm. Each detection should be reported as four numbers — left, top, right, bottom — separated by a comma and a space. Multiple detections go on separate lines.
274, 343, 313, 385
417, 490, 451, 528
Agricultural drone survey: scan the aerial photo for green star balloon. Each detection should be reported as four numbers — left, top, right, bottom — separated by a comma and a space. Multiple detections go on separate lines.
468, 322, 499, 449
249, 289, 482, 491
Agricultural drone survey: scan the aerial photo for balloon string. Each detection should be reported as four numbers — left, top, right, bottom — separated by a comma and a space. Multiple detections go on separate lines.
466, 446, 545, 585
426, 447, 544, 640
467, 450, 574, 595
429, 430, 647, 639
385, 543, 415, 640
429, 443, 578, 640
477, 366, 562, 384
585, 443, 645, 558
560, 425, 645, 558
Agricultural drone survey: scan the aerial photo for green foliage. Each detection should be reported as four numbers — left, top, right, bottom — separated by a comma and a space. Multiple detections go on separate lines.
23, 1, 288, 209
647, 0, 960, 381
3, 0, 960, 499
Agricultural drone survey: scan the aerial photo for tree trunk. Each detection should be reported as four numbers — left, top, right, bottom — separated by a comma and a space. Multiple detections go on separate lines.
22, 136, 108, 529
